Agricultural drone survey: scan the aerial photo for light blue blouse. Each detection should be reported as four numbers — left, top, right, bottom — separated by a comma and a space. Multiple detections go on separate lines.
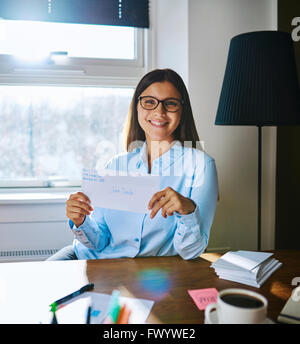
70, 141, 218, 260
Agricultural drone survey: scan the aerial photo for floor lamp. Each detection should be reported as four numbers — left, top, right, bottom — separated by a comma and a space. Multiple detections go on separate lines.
215, 31, 300, 251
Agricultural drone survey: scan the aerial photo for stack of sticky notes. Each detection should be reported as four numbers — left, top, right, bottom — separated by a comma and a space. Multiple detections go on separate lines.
211, 250, 282, 288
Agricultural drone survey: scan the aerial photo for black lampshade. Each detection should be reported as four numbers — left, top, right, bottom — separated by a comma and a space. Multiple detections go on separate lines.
215, 31, 300, 126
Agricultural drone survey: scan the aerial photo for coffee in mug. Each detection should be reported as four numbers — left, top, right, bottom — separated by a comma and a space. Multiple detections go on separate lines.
221, 293, 264, 308
205, 288, 268, 324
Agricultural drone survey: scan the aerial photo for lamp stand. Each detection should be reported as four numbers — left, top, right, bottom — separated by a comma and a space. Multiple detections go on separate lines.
257, 126, 262, 251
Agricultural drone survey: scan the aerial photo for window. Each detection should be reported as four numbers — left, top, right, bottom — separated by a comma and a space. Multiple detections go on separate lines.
0, 85, 134, 187
0, 20, 136, 60
0, 18, 149, 188
0, 19, 146, 82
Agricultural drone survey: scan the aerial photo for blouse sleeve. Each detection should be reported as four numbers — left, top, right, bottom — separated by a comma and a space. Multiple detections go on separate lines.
69, 207, 111, 251
173, 156, 218, 260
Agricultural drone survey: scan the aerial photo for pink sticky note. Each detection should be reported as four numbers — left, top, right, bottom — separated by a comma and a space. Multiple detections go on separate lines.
188, 288, 218, 310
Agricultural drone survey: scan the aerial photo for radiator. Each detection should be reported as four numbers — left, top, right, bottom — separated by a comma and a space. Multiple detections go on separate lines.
0, 249, 60, 262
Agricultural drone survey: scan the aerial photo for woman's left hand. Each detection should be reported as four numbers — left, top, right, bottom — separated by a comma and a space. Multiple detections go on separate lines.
148, 187, 196, 219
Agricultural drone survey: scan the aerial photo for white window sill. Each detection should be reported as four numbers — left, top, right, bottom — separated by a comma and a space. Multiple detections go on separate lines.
0, 192, 72, 205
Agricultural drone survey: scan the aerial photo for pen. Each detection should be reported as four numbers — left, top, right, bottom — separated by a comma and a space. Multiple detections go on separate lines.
86, 306, 92, 324
50, 283, 94, 309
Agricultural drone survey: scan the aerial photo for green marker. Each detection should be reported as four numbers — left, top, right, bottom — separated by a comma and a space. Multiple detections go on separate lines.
50, 303, 58, 324
50, 283, 94, 309
106, 290, 121, 324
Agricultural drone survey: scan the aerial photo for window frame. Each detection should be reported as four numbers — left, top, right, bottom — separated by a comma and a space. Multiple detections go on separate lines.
0, 26, 148, 87
0, 22, 153, 190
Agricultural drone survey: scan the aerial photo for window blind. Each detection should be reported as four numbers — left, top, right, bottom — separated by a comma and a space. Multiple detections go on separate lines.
0, 0, 149, 28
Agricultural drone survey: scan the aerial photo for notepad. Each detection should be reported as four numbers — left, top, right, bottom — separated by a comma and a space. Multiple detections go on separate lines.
211, 250, 282, 288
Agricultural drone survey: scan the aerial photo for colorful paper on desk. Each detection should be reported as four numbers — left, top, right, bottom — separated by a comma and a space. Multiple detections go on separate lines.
188, 288, 218, 310
42, 292, 154, 324
82, 168, 160, 214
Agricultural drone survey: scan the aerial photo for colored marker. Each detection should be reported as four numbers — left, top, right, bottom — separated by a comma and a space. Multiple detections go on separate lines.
50, 283, 94, 309
116, 304, 126, 324
117, 304, 132, 324
50, 303, 58, 324
106, 290, 121, 324
121, 307, 131, 324
51, 312, 58, 324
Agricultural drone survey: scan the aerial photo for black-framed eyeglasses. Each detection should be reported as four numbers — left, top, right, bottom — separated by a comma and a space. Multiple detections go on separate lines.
138, 96, 183, 112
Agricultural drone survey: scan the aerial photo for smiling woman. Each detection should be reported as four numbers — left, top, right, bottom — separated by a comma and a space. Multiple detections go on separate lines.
47, 68, 219, 262
137, 81, 182, 158
138, 82, 182, 135
124, 69, 201, 174
125, 69, 200, 149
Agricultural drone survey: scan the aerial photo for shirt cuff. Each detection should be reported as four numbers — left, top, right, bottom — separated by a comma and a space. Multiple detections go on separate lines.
174, 202, 199, 223
69, 219, 84, 231
69, 216, 94, 230
69, 217, 94, 249
174, 205, 201, 235
69, 219, 75, 229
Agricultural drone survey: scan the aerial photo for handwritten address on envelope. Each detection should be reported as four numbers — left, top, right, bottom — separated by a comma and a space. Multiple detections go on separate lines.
81, 169, 160, 214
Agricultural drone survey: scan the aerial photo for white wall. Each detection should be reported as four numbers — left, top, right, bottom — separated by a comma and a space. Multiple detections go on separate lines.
154, 0, 277, 250
0, 0, 277, 258
150, 0, 189, 85
0, 196, 74, 261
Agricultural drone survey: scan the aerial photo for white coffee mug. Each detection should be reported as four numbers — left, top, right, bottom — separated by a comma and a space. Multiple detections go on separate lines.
205, 288, 268, 324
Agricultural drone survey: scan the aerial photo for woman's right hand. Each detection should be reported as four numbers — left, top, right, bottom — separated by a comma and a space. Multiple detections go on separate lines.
66, 192, 94, 228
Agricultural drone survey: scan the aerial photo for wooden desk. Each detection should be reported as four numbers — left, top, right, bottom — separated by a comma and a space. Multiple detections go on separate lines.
0, 250, 298, 324
86, 250, 299, 323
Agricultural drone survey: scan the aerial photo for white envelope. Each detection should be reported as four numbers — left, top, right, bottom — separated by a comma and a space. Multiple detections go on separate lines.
82, 169, 160, 213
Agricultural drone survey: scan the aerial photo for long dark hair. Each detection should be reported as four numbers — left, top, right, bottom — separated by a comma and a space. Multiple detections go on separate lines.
124, 68, 200, 151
